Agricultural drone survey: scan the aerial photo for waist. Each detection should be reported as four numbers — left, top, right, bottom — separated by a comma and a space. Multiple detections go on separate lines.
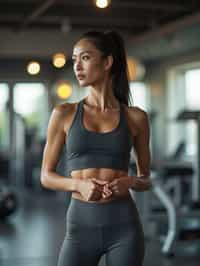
72, 190, 130, 203
67, 153, 130, 175
66, 194, 140, 226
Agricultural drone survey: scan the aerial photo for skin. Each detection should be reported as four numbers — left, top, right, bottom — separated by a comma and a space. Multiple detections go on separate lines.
40, 38, 151, 203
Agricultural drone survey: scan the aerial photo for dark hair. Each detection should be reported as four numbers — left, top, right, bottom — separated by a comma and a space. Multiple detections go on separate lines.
77, 30, 133, 106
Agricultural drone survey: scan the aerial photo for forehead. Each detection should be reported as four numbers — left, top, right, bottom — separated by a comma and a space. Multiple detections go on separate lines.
72, 38, 99, 56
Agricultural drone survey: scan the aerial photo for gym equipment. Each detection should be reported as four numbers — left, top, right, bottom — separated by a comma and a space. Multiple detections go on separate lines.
132, 109, 200, 257
154, 160, 194, 208
129, 166, 177, 257
176, 110, 200, 203
148, 159, 200, 257
150, 170, 200, 257
150, 171, 176, 256
11, 112, 26, 187
0, 185, 18, 219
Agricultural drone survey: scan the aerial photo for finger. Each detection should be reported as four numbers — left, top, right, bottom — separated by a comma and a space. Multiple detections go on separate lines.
102, 191, 112, 198
103, 190, 113, 198
102, 186, 112, 195
91, 179, 102, 191
87, 190, 94, 201
103, 186, 112, 194
90, 182, 102, 194
95, 185, 104, 193
103, 189, 112, 196
103, 184, 110, 190
107, 183, 116, 190
92, 178, 109, 185
107, 180, 117, 189
112, 186, 119, 194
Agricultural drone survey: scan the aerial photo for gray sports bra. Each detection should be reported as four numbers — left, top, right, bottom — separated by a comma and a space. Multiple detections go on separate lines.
66, 98, 132, 176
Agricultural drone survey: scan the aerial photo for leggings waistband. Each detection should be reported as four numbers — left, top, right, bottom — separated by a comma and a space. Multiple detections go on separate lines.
66, 195, 140, 226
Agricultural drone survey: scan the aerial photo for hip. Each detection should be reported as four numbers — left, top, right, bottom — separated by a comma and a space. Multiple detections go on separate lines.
67, 194, 142, 227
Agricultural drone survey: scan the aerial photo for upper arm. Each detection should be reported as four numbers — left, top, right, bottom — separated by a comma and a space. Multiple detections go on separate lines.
131, 108, 151, 177
41, 105, 67, 178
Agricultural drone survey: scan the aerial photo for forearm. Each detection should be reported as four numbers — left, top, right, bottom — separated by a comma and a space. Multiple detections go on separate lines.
40, 170, 79, 192
129, 175, 152, 192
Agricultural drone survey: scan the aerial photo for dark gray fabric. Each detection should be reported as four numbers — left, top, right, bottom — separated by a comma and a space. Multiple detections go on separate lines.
57, 196, 145, 266
66, 98, 133, 176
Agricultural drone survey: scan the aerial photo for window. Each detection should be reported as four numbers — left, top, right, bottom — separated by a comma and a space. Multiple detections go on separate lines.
129, 82, 149, 111
166, 67, 200, 157
13, 83, 48, 139
0, 83, 9, 151
185, 69, 200, 156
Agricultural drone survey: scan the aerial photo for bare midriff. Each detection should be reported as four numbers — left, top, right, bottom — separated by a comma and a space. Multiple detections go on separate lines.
71, 168, 130, 203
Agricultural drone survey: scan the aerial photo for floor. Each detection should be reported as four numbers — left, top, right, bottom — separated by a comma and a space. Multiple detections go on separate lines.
0, 187, 199, 266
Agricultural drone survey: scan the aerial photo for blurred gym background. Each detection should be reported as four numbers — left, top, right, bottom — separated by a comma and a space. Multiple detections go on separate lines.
0, 1, 200, 265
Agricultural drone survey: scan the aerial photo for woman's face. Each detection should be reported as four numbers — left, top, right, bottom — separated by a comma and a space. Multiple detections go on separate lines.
72, 38, 109, 87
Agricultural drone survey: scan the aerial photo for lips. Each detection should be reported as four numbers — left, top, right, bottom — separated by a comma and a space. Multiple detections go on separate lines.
77, 73, 85, 80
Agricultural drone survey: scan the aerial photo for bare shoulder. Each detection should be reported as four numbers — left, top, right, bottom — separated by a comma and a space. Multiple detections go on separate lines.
53, 102, 76, 116
53, 101, 81, 134
124, 104, 150, 131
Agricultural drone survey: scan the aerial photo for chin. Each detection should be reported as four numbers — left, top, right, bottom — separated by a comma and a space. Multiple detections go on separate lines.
78, 80, 90, 87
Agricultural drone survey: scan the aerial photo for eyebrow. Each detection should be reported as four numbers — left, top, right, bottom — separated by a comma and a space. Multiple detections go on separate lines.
72, 50, 93, 58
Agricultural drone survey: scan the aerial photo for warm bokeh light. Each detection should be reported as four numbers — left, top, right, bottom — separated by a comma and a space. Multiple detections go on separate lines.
27, 61, 40, 75
56, 82, 72, 99
95, 0, 111, 9
127, 57, 145, 81
53, 53, 66, 68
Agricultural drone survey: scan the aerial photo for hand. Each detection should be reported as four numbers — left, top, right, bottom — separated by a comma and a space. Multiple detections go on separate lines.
77, 179, 109, 201
91, 178, 113, 199
106, 176, 133, 197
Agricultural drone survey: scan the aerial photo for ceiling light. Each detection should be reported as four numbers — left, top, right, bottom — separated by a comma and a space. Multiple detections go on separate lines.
27, 61, 40, 75
56, 82, 72, 99
61, 17, 71, 33
95, 0, 111, 9
53, 53, 66, 68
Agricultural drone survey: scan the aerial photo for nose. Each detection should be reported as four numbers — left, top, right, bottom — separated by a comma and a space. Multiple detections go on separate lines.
73, 58, 82, 72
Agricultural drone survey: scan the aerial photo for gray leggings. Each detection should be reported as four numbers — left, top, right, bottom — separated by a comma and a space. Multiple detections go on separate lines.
57, 195, 145, 266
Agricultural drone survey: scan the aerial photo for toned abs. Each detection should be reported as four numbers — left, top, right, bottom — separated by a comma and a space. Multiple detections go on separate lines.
71, 168, 130, 203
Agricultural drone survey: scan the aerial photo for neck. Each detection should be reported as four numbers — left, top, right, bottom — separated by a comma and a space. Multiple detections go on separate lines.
86, 78, 120, 112
84, 95, 120, 112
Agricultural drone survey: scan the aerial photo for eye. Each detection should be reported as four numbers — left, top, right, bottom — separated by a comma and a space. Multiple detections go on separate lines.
82, 55, 89, 60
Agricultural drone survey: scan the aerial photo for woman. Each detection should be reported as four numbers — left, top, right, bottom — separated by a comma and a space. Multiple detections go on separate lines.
40, 30, 151, 266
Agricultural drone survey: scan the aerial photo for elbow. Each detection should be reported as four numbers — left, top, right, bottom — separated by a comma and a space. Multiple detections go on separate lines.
40, 170, 49, 188
40, 178, 47, 188
40, 177, 47, 188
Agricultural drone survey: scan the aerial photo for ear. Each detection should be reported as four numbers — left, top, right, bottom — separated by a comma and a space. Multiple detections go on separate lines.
104, 55, 113, 72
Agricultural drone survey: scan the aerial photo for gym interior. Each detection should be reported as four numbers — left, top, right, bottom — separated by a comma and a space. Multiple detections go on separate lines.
0, 1, 200, 265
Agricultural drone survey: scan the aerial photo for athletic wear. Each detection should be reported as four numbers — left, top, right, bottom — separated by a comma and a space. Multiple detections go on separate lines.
58, 98, 145, 266
57, 195, 145, 266
66, 98, 132, 175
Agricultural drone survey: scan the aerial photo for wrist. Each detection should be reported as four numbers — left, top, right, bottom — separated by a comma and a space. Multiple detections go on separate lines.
129, 176, 135, 189
72, 178, 82, 193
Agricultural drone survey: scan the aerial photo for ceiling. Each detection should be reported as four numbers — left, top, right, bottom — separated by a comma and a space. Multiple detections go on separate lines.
0, 0, 200, 62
